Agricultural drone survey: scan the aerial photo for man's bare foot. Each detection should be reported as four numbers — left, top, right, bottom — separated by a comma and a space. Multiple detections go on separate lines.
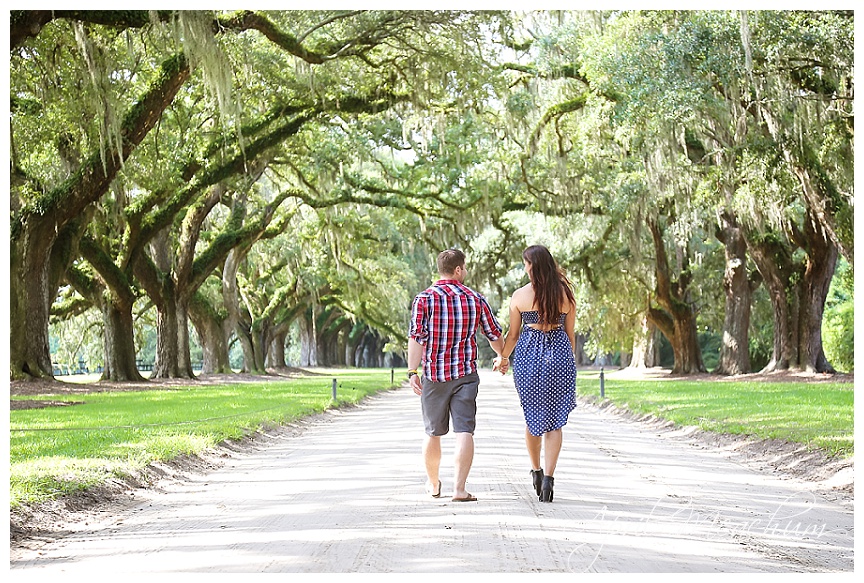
426, 480, 442, 498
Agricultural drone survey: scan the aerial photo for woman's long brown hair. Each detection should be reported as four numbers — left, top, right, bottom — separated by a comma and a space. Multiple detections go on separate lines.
523, 245, 575, 325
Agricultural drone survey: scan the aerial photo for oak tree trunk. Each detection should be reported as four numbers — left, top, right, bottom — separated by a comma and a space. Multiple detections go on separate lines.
747, 232, 798, 372
574, 333, 590, 366
670, 311, 704, 375
222, 246, 266, 374
797, 215, 838, 373
73, 234, 144, 381
745, 213, 836, 373
298, 312, 318, 367
250, 321, 270, 373
9, 222, 56, 379
714, 211, 755, 375
188, 293, 232, 374
645, 219, 706, 374
267, 328, 288, 369
101, 298, 146, 382
152, 286, 181, 378
139, 229, 195, 380
629, 315, 660, 369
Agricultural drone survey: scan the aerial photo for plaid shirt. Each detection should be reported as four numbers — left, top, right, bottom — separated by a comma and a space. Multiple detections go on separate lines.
409, 279, 502, 382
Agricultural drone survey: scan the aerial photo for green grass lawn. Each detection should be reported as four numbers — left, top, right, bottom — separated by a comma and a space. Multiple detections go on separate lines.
10, 368, 854, 510
575, 370, 853, 458
9, 368, 396, 509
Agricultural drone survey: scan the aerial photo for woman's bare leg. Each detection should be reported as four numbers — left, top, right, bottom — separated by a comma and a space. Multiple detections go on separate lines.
543, 429, 563, 476
525, 426, 542, 470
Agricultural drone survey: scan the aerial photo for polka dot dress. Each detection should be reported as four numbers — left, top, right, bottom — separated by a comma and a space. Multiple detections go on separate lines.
512, 311, 576, 436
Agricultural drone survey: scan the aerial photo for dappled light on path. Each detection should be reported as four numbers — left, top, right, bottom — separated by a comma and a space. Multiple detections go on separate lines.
11, 371, 852, 572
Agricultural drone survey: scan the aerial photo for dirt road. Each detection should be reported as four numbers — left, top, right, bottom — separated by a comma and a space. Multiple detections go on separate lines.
10, 370, 854, 573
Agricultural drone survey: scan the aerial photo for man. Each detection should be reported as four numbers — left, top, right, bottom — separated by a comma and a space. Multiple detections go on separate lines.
407, 249, 504, 502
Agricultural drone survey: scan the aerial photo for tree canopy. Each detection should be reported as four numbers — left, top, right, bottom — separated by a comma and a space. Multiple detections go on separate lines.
8, 10, 854, 381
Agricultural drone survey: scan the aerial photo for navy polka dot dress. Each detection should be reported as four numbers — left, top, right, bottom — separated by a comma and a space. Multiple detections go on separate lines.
512, 311, 576, 436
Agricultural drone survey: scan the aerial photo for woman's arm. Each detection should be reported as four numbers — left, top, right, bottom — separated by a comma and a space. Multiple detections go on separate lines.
493, 293, 522, 374
502, 295, 523, 358
564, 300, 576, 353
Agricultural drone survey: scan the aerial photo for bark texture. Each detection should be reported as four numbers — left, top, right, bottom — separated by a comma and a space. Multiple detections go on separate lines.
714, 211, 759, 375
645, 218, 706, 374
10, 53, 190, 380
745, 214, 837, 373
629, 315, 660, 369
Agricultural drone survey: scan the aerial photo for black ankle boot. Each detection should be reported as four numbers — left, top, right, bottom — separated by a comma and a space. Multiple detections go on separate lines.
540, 475, 554, 502
530, 469, 544, 497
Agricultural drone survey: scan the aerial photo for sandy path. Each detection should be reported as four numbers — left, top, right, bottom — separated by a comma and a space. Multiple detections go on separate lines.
10, 370, 853, 573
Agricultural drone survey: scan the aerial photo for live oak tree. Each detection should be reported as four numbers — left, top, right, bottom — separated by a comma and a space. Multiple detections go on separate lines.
11, 20, 191, 379
489, 10, 852, 374
13, 10, 852, 380
498, 12, 713, 373
11, 9, 511, 379
736, 11, 853, 372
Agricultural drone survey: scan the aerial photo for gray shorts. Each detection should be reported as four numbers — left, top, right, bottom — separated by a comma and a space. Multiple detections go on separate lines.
420, 372, 480, 436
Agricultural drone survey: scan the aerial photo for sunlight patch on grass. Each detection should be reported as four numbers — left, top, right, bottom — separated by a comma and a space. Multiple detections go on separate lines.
577, 378, 853, 458
10, 369, 397, 509
10, 457, 139, 507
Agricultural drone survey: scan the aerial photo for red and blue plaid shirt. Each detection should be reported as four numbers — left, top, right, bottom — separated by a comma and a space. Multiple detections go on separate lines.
409, 279, 502, 382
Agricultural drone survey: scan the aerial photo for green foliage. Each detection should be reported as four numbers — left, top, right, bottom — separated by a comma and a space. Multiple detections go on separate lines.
582, 12, 709, 127
48, 306, 103, 372
506, 91, 535, 119
699, 329, 721, 372
16, 10, 854, 380
747, 285, 775, 371
823, 258, 854, 372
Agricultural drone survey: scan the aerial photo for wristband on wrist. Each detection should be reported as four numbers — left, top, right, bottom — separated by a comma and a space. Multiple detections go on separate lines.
407, 369, 418, 379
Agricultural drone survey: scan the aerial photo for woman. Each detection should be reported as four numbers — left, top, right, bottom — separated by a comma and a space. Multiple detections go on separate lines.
494, 245, 577, 502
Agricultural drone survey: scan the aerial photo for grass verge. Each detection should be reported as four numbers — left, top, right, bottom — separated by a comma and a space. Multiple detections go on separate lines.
575, 370, 853, 459
10, 369, 853, 510
10, 369, 396, 509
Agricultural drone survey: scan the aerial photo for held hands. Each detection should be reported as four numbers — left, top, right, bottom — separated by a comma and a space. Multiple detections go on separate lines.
493, 355, 509, 375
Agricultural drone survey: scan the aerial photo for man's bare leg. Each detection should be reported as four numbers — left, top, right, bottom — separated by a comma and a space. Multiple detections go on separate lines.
423, 434, 442, 494
452, 432, 475, 499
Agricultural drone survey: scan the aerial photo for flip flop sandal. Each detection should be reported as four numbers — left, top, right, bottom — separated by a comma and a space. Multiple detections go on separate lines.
451, 494, 478, 502
427, 480, 442, 498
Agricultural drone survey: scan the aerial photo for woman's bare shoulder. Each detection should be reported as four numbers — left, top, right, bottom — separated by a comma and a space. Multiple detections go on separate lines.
510, 284, 534, 308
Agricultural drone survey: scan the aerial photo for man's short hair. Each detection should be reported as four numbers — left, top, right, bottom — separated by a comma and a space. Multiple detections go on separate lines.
437, 248, 465, 276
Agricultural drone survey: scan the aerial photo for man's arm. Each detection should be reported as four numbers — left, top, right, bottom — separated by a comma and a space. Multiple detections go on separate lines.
487, 335, 504, 357
407, 292, 427, 396
478, 296, 504, 358
407, 337, 424, 372
485, 334, 506, 374
407, 337, 424, 395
